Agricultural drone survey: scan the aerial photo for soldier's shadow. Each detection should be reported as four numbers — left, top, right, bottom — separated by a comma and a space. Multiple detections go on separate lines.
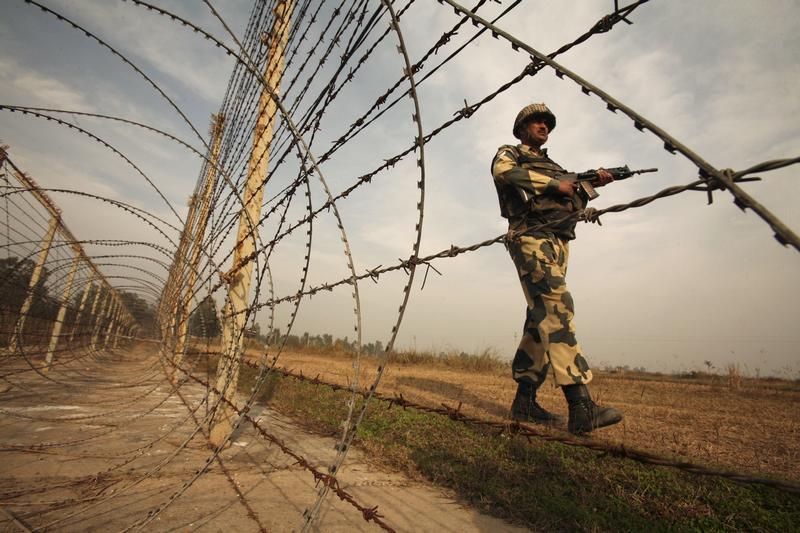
395, 376, 508, 417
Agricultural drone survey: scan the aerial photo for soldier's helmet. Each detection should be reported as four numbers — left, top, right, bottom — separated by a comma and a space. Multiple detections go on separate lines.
513, 103, 556, 139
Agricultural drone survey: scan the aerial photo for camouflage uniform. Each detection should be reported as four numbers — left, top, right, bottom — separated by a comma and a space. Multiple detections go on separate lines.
491, 143, 593, 388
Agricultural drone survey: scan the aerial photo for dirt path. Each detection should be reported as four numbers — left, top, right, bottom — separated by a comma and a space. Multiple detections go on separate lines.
0, 347, 528, 532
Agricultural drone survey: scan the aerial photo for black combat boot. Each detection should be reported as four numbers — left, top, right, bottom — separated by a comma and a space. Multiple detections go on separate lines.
510, 380, 564, 425
562, 384, 622, 435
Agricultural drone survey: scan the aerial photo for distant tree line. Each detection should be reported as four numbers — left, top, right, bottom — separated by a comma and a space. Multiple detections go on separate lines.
186, 296, 385, 355
117, 291, 158, 338
0, 255, 157, 340
257, 328, 386, 355
0, 256, 59, 324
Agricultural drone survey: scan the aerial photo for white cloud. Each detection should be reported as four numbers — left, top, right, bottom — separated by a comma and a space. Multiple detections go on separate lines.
0, 58, 88, 110
2, 1, 798, 376
44, 0, 237, 103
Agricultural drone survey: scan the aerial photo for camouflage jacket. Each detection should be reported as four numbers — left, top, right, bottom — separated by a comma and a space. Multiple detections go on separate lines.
491, 143, 586, 240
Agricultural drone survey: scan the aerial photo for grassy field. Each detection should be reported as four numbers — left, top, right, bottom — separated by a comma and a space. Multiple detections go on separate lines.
192, 345, 800, 531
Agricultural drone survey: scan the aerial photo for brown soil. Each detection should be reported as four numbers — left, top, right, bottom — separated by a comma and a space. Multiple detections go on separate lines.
271, 349, 800, 482
0, 346, 528, 532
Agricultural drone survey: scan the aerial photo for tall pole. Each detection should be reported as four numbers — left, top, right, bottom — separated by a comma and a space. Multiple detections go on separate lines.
44, 252, 80, 369
9, 216, 59, 351
70, 274, 94, 343
103, 300, 119, 350
210, 0, 294, 447
113, 318, 125, 349
172, 114, 225, 379
83, 283, 103, 349
91, 289, 111, 351
162, 191, 202, 354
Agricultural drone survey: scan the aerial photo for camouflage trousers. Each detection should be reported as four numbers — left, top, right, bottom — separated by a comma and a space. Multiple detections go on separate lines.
507, 233, 593, 388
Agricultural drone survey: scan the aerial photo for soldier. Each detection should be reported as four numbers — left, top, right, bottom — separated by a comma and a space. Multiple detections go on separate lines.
491, 102, 623, 435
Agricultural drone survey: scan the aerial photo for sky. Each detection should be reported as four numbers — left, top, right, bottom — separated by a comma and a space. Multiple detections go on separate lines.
0, 0, 798, 378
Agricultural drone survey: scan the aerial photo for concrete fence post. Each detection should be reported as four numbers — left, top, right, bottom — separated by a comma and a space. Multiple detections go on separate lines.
209, 0, 295, 447
44, 252, 80, 369
69, 273, 94, 344
8, 216, 59, 352
172, 114, 225, 380
91, 289, 112, 351
103, 300, 119, 351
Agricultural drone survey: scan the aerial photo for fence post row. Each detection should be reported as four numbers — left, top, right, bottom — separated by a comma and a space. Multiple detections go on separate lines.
2, 153, 138, 361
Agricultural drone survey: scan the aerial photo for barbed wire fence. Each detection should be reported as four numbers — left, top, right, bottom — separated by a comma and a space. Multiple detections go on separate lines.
0, 150, 139, 369
1, 0, 798, 530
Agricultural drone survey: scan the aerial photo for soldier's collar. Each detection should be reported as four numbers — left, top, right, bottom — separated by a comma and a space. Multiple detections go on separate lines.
518, 143, 547, 157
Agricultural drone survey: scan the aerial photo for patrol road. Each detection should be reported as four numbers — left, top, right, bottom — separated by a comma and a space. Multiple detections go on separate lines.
0, 344, 527, 532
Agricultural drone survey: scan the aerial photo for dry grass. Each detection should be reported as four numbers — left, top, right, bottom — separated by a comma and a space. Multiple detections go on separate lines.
216, 351, 800, 531
253, 348, 800, 483
389, 347, 507, 373
727, 362, 743, 390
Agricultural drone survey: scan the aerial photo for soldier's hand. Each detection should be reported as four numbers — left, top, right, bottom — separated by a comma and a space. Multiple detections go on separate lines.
557, 180, 576, 197
596, 168, 614, 186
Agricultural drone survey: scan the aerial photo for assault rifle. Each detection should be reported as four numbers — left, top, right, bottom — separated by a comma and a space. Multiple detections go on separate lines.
558, 166, 658, 201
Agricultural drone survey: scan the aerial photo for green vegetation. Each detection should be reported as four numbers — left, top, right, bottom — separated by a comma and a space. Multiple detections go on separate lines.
208, 357, 800, 532
0, 256, 59, 322
0, 255, 159, 341
188, 295, 221, 338
117, 290, 157, 337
